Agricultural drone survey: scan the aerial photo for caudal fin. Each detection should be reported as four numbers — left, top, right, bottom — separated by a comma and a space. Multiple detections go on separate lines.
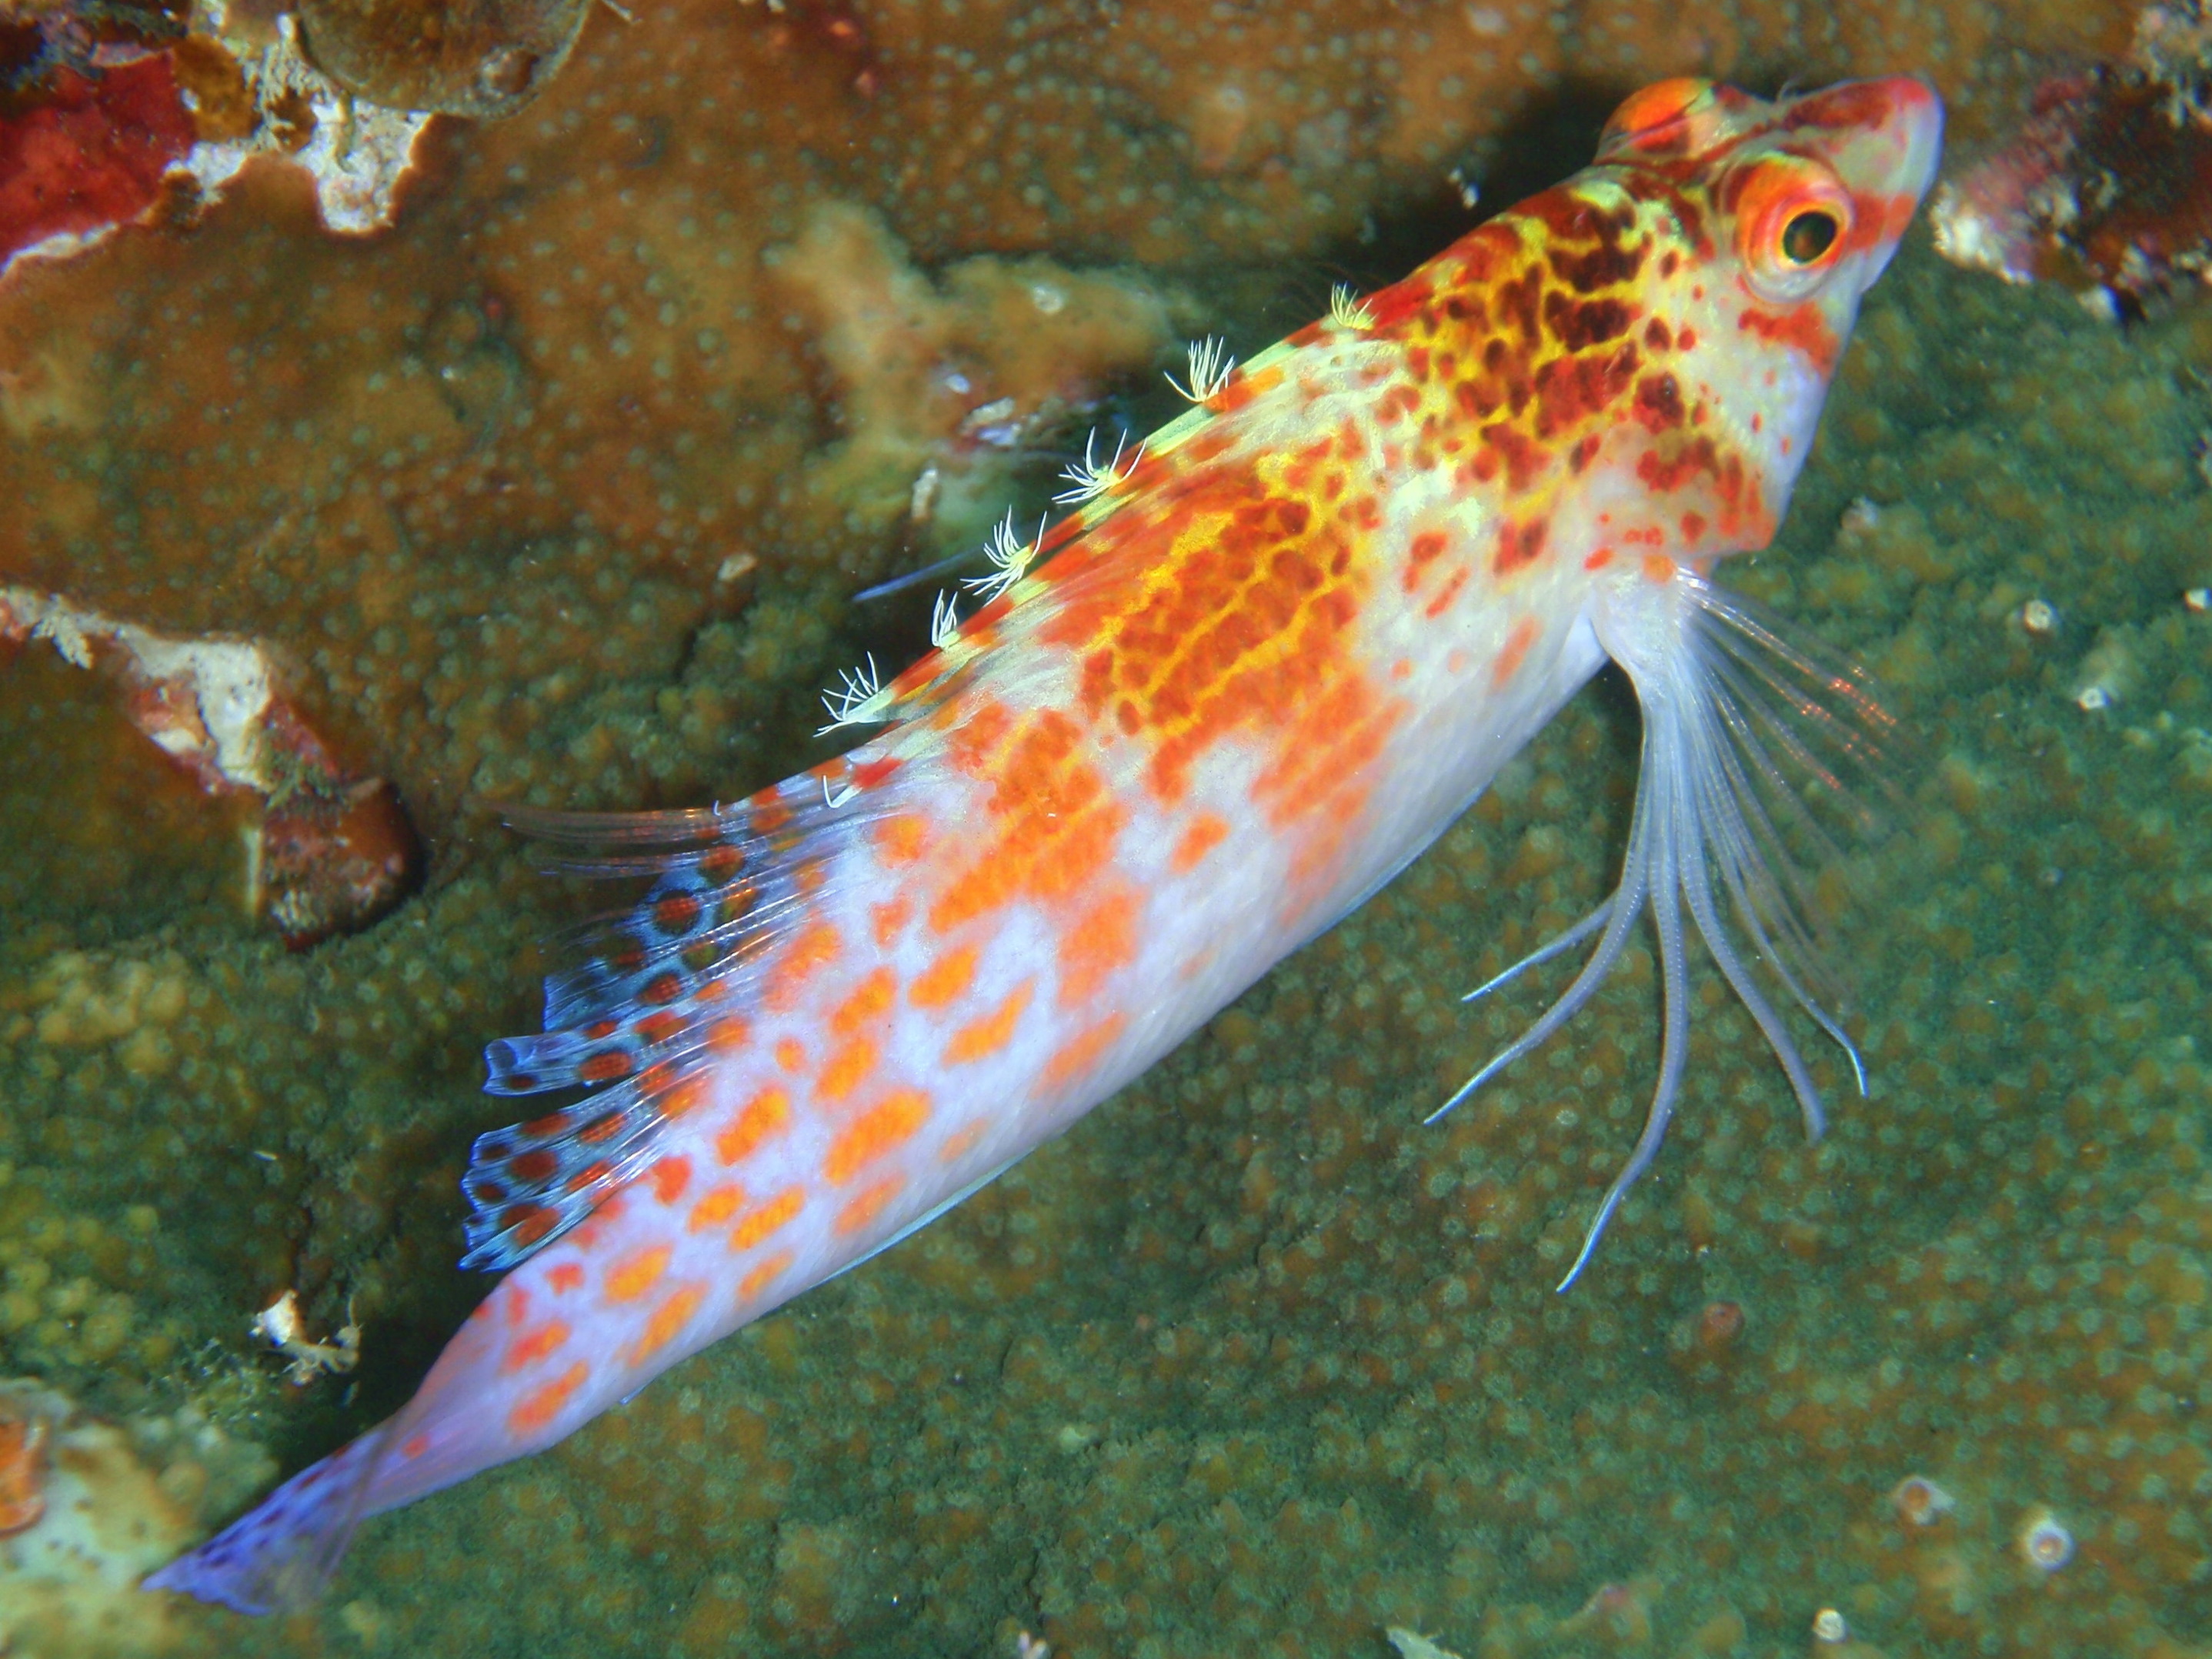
143, 1426, 388, 1615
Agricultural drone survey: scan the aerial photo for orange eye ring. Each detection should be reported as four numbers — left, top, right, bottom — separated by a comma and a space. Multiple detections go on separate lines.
1732, 157, 1854, 300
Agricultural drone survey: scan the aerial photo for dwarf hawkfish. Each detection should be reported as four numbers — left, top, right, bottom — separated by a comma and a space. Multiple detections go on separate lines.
151, 75, 1943, 1614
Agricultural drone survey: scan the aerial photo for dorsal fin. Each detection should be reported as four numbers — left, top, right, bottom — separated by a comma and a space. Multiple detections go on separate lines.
461, 332, 1339, 1273
462, 758, 907, 1270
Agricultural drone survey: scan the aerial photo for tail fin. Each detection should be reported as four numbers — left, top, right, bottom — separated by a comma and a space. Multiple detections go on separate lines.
142, 1424, 388, 1615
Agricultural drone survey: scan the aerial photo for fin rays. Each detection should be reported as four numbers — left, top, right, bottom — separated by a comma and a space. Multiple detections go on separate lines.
1433, 576, 1884, 1290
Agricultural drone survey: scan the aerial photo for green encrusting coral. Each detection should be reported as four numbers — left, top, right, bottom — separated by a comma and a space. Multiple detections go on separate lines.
4, 0, 2212, 1652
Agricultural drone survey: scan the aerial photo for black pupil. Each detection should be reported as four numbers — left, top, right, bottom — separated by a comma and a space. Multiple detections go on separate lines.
1781, 210, 1839, 264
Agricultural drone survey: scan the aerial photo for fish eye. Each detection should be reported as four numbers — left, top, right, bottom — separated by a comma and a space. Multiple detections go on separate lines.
1780, 208, 1840, 265
1733, 158, 1855, 299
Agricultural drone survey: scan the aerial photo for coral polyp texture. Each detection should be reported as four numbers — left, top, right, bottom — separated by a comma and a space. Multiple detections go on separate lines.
3, 0, 2210, 1654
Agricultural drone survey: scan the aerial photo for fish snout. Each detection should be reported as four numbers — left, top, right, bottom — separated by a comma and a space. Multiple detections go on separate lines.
1869, 74, 1946, 206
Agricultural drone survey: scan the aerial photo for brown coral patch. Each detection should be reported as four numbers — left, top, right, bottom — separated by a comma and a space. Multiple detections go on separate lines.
298, 0, 592, 117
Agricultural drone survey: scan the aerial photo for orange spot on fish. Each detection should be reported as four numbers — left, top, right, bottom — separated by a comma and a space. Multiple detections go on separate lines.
508, 1360, 590, 1436
1493, 517, 1548, 576
502, 1320, 572, 1374
1423, 564, 1472, 618
946, 983, 1032, 1065
1604, 76, 1707, 149
718, 1087, 790, 1164
939, 1121, 985, 1164
832, 968, 896, 1037
836, 1172, 906, 1235
689, 1184, 746, 1231
1642, 552, 1675, 584
1059, 890, 1139, 1007
657, 1072, 712, 1119
825, 1088, 932, 1181
775, 1038, 806, 1073
1403, 529, 1450, 591
762, 922, 842, 1012
401, 1433, 430, 1460
709, 1017, 751, 1052
1583, 546, 1614, 571
1170, 813, 1229, 873
1492, 616, 1540, 690
748, 790, 793, 834
502, 1204, 561, 1250
578, 1050, 634, 1084
1244, 656, 1400, 918
547, 1263, 585, 1294
1045, 1011, 1127, 1090
649, 1157, 692, 1204
910, 943, 978, 1010
816, 1035, 879, 1102
629, 1283, 706, 1366
739, 1250, 794, 1303
1737, 302, 1837, 372
732, 1187, 804, 1250
605, 1244, 671, 1303
871, 896, 912, 947
1211, 362, 1278, 413
696, 842, 744, 885
932, 708, 1125, 930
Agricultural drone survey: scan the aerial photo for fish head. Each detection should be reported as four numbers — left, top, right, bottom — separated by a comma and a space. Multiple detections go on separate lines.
1572, 75, 1944, 558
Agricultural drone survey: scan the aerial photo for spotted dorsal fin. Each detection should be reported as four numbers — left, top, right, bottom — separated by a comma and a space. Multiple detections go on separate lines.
462, 761, 906, 1270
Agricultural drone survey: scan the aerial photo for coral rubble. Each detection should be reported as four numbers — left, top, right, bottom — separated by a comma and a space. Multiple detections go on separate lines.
764, 199, 1184, 544
0, 1379, 271, 1659
1, 586, 421, 946
1933, 1, 2212, 317
0, 0, 446, 274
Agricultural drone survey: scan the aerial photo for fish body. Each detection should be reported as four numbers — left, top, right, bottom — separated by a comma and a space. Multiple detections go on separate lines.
151, 75, 1942, 1614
